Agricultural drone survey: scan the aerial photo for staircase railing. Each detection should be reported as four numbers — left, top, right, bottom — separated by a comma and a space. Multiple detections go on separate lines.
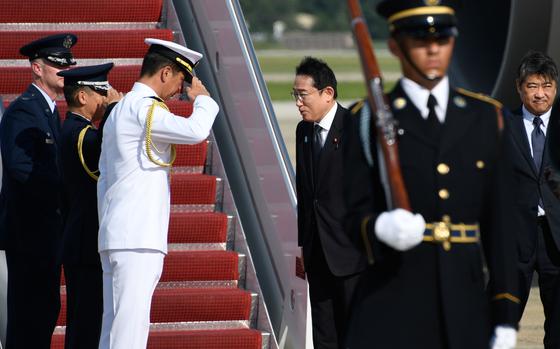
171, 1, 308, 348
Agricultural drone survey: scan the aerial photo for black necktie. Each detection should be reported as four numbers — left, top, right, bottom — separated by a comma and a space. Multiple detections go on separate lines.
427, 94, 441, 139
532, 116, 545, 173
532, 116, 546, 209
312, 124, 322, 172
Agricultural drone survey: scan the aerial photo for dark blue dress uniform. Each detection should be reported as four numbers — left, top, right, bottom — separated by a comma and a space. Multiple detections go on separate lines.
344, 84, 520, 349
58, 63, 115, 349
343, 1, 519, 348
0, 33, 77, 349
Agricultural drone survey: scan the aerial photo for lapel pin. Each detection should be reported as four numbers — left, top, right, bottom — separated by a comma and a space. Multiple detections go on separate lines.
453, 96, 467, 108
304, 136, 308, 143
333, 137, 339, 149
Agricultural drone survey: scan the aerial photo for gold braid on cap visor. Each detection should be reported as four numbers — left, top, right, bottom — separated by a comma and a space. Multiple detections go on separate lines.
175, 57, 193, 74
388, 6, 455, 24
145, 100, 176, 167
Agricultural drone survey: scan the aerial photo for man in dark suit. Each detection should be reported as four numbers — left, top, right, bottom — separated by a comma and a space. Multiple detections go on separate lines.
58, 63, 122, 349
505, 50, 560, 348
294, 56, 366, 349
343, 1, 519, 349
0, 33, 77, 348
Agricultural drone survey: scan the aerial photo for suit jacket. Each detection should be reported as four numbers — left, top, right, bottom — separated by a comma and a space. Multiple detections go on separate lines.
296, 103, 366, 277
60, 112, 103, 265
344, 82, 519, 349
504, 106, 560, 260
0, 84, 63, 257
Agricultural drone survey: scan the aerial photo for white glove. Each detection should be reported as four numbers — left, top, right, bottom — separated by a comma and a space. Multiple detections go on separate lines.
374, 208, 425, 251
490, 325, 517, 349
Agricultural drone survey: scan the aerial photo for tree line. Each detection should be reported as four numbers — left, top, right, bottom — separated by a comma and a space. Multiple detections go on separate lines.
239, 0, 389, 39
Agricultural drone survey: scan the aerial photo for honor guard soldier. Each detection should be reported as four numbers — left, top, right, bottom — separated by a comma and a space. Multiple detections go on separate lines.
0, 33, 77, 349
97, 38, 219, 349
58, 63, 122, 349
343, 1, 520, 349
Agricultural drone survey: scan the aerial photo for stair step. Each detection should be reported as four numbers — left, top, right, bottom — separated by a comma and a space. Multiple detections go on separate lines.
173, 141, 208, 171
51, 328, 264, 349
167, 243, 226, 251
0, 29, 173, 59
146, 328, 264, 349
2, 100, 193, 122
170, 174, 218, 205
60, 250, 240, 286
168, 212, 227, 244
57, 288, 253, 326
0, 65, 141, 94
160, 250, 240, 282
0, 0, 163, 23
0, 22, 159, 31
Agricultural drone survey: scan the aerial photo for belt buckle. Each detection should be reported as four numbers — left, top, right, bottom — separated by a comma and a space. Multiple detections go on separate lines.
433, 221, 451, 251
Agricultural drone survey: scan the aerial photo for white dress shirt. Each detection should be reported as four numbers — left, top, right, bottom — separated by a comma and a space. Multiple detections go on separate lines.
314, 102, 338, 147
400, 76, 449, 123
97, 82, 219, 253
521, 105, 551, 216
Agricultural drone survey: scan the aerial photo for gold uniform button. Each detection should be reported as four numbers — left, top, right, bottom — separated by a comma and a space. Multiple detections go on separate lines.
476, 160, 485, 169
438, 189, 450, 200
437, 163, 450, 175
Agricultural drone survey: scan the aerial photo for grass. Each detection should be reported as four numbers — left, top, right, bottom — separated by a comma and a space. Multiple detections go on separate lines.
257, 54, 401, 75
266, 80, 397, 101
256, 46, 401, 101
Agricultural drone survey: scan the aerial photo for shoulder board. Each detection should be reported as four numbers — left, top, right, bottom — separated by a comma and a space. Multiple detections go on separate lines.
350, 99, 365, 115
456, 87, 503, 109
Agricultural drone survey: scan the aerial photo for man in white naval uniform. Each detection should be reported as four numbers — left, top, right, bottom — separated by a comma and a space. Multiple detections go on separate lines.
96, 38, 219, 349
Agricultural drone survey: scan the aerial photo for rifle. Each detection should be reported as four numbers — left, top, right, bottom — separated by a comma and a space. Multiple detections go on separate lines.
347, 0, 410, 210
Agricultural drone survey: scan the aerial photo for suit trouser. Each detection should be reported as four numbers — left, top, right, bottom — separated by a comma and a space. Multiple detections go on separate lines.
98, 249, 164, 349
518, 217, 560, 349
5, 250, 61, 349
306, 234, 362, 349
64, 263, 103, 349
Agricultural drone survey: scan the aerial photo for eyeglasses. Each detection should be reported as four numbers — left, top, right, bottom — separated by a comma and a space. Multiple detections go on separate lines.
290, 88, 324, 102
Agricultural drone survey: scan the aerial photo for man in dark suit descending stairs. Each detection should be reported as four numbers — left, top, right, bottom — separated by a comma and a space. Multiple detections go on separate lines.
294, 56, 366, 349
505, 50, 560, 349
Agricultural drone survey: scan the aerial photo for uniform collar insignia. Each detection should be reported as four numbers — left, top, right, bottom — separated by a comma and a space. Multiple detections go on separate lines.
453, 95, 467, 108
393, 97, 407, 110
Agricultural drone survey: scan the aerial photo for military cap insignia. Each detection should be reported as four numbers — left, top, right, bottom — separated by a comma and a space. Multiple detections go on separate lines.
393, 97, 407, 110
63, 35, 74, 48
453, 96, 467, 108
424, 0, 441, 5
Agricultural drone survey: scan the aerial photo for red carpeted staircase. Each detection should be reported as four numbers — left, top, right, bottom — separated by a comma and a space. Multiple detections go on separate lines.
0, 1, 270, 348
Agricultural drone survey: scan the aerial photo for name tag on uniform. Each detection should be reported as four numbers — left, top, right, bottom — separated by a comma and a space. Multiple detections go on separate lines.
45, 138, 54, 144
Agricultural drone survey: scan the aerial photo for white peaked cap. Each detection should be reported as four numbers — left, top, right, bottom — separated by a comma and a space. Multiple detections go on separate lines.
144, 38, 203, 79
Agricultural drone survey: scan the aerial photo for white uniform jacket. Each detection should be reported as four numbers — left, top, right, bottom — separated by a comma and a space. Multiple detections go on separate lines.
97, 82, 219, 254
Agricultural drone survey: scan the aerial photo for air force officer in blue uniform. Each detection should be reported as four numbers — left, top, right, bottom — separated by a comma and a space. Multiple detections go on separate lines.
0, 33, 77, 349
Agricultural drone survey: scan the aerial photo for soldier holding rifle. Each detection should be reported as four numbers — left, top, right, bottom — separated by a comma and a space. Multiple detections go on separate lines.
344, 1, 519, 348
